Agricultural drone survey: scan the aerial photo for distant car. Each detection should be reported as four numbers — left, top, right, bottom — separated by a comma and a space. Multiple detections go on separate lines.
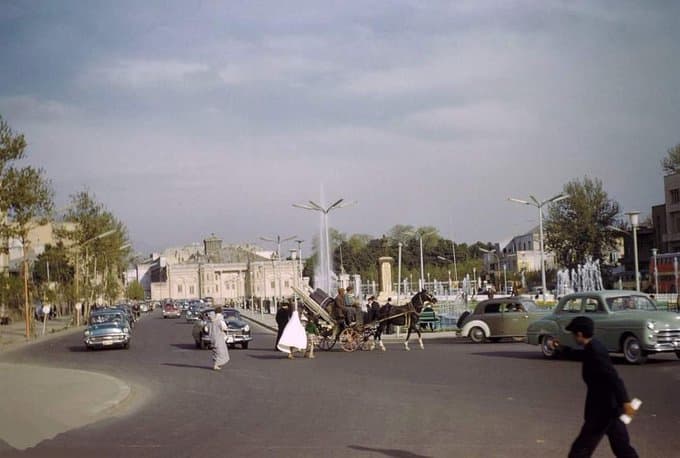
458, 298, 548, 343
163, 302, 181, 319
84, 313, 131, 350
192, 308, 252, 349
109, 304, 136, 328
185, 304, 204, 322
527, 290, 680, 364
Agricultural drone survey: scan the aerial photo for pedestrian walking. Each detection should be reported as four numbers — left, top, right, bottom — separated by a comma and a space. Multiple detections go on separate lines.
565, 316, 638, 458
277, 303, 307, 359
275, 303, 291, 349
209, 307, 230, 371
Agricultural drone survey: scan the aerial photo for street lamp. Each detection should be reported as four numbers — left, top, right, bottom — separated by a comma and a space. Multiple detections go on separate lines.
652, 248, 659, 295
625, 211, 641, 292
75, 229, 117, 324
292, 198, 356, 293
508, 193, 570, 302
479, 247, 500, 291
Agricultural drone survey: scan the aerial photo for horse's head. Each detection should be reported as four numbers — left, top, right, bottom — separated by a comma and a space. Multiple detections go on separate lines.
411, 289, 437, 311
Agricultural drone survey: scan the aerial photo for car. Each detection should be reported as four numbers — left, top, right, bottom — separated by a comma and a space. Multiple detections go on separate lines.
192, 307, 252, 349
458, 298, 547, 343
185, 303, 204, 322
109, 304, 136, 328
163, 302, 181, 318
84, 314, 131, 350
527, 290, 680, 364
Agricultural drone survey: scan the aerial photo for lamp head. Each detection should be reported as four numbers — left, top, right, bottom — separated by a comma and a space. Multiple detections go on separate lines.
625, 211, 640, 227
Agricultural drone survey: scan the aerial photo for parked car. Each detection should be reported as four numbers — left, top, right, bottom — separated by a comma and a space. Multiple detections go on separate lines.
163, 302, 181, 319
84, 312, 131, 350
458, 298, 547, 343
192, 308, 252, 349
527, 290, 680, 364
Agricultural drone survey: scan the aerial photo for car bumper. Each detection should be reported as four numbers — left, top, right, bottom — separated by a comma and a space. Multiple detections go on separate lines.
163, 312, 181, 318
201, 334, 253, 345
85, 335, 130, 347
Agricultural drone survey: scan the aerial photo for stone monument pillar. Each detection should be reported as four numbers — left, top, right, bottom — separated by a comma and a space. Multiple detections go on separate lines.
378, 257, 394, 302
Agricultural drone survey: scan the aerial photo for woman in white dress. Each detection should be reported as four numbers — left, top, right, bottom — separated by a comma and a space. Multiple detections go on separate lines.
209, 307, 230, 370
277, 302, 308, 359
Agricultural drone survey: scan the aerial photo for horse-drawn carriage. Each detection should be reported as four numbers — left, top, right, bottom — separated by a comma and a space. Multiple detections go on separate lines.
291, 286, 436, 352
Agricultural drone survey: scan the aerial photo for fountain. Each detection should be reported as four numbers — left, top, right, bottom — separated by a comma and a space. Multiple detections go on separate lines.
556, 257, 604, 296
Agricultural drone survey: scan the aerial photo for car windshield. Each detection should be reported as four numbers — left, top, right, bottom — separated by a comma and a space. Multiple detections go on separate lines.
224, 311, 239, 322
90, 313, 122, 324
607, 295, 657, 311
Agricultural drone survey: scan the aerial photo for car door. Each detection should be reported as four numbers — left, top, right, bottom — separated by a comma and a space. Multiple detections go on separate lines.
581, 295, 613, 349
482, 302, 503, 336
554, 297, 584, 347
501, 302, 529, 336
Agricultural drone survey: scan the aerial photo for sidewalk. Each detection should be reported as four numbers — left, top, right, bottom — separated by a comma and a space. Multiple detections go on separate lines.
0, 363, 131, 451
238, 308, 460, 340
0, 315, 82, 353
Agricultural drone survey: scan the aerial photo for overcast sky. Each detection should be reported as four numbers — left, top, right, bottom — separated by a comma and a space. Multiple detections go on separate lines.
1, 1, 678, 254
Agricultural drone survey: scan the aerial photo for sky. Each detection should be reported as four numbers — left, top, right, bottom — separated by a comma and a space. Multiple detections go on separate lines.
1, 0, 678, 255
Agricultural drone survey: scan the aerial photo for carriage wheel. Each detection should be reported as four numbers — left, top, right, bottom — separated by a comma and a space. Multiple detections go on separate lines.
339, 328, 361, 352
317, 327, 336, 351
317, 335, 336, 351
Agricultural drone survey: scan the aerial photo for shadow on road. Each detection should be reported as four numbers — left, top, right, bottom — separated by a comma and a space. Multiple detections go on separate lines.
348, 445, 431, 458
161, 362, 213, 370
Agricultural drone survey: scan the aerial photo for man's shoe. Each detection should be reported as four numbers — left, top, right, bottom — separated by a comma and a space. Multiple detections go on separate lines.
213, 365, 221, 371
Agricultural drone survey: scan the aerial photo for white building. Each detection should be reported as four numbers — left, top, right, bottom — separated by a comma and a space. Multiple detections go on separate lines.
146, 235, 303, 310
500, 227, 556, 272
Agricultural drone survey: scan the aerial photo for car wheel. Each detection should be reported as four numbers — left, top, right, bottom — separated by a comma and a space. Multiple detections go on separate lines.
85, 345, 92, 351
541, 335, 559, 358
199, 340, 207, 349
123, 342, 130, 350
469, 326, 486, 343
489, 337, 502, 343
241, 342, 249, 350
623, 335, 647, 365
195, 339, 202, 349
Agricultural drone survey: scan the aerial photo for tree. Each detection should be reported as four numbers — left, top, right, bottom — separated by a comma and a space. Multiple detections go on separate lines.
661, 143, 680, 175
126, 280, 145, 301
57, 190, 129, 308
0, 116, 54, 336
545, 176, 620, 269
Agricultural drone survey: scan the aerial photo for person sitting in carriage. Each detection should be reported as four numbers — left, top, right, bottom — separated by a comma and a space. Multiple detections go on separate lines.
344, 285, 360, 326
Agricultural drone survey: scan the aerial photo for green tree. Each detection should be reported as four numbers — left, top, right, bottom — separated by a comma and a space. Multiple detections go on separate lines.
57, 190, 129, 307
545, 176, 620, 269
661, 143, 680, 175
0, 116, 54, 334
126, 280, 145, 301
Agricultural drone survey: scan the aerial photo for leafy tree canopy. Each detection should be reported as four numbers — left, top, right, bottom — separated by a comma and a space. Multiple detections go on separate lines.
661, 143, 680, 175
545, 176, 620, 269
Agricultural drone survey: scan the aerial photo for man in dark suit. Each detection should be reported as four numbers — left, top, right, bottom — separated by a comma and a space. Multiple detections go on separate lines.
274, 303, 291, 350
565, 316, 638, 458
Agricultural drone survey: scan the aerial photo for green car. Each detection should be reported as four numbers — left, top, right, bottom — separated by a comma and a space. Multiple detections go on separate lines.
527, 290, 680, 364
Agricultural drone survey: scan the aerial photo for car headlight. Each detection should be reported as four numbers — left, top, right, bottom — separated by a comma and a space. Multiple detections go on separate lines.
123, 327, 129, 333
203, 326, 209, 333
646, 321, 656, 330
243, 325, 250, 333
84, 330, 91, 336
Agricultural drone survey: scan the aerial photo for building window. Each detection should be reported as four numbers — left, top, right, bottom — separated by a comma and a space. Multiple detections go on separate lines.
671, 189, 680, 204
177, 284, 182, 293
270, 281, 276, 289
284, 280, 290, 288
189, 286, 195, 295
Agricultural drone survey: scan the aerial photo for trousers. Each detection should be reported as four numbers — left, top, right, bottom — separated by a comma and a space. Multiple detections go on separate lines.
568, 416, 638, 458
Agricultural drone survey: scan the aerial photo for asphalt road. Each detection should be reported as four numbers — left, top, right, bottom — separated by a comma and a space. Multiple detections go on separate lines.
1, 309, 680, 458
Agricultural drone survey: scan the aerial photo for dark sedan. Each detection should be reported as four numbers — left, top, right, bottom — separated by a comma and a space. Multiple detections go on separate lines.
192, 308, 252, 349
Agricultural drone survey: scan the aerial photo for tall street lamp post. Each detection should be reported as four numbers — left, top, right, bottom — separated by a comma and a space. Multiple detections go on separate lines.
293, 198, 356, 293
652, 248, 659, 295
397, 242, 403, 306
626, 211, 641, 292
75, 229, 117, 325
508, 193, 570, 302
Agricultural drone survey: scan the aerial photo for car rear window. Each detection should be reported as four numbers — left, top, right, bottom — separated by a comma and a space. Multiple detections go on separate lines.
484, 303, 501, 314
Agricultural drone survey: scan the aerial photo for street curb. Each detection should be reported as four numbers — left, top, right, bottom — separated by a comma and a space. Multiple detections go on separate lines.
242, 315, 277, 333
0, 323, 85, 354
